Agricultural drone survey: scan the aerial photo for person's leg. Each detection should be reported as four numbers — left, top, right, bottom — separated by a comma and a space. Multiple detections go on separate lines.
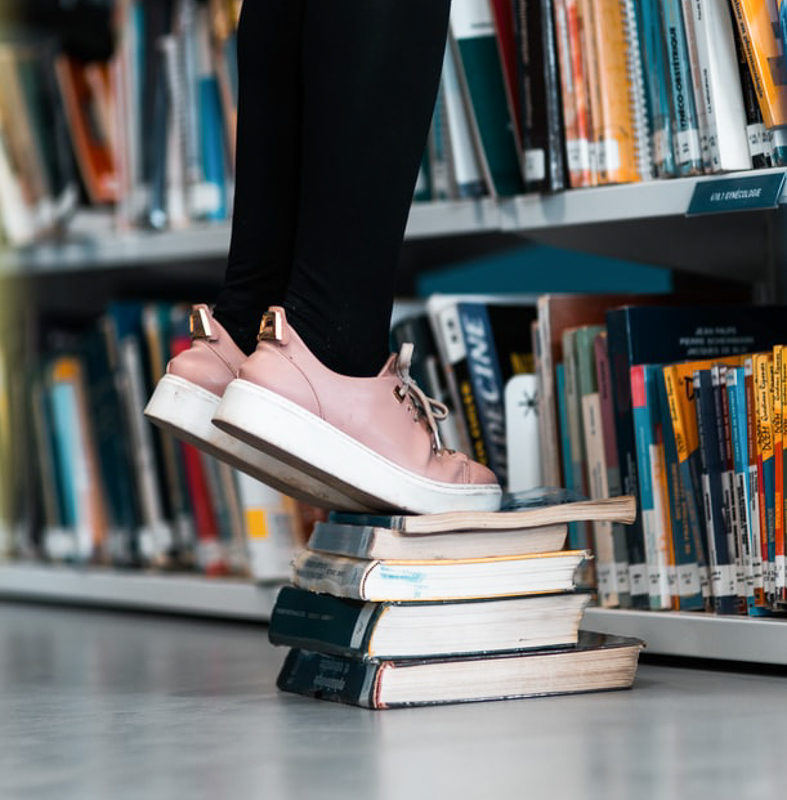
211, 0, 305, 356
282, 0, 452, 377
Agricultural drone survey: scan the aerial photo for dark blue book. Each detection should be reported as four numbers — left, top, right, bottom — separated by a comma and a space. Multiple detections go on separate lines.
456, 301, 537, 486
604, 303, 787, 609
694, 368, 737, 614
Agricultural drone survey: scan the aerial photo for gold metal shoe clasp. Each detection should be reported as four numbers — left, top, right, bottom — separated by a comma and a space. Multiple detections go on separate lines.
258, 310, 284, 342
189, 307, 215, 341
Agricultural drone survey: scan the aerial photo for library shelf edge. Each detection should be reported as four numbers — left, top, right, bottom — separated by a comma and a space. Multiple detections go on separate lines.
583, 607, 787, 666
2, 169, 787, 284
0, 563, 279, 622
3, 563, 786, 666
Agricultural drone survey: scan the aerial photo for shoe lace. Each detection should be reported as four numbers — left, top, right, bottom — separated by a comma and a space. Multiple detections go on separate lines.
395, 343, 449, 453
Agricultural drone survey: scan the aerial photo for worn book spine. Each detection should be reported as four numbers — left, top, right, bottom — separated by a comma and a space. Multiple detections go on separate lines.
269, 587, 381, 659
277, 648, 379, 709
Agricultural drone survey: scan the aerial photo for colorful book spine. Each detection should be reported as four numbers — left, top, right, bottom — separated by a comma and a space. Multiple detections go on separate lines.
717, 366, 746, 606
726, 365, 758, 613
590, 0, 649, 183
780, 344, 787, 603
631, 364, 673, 609
634, 0, 677, 177
753, 352, 776, 601
662, 362, 712, 603
693, 368, 737, 614
773, 345, 785, 602
659, 0, 703, 174
450, 0, 526, 196
656, 367, 704, 610
729, 0, 787, 164
744, 356, 766, 607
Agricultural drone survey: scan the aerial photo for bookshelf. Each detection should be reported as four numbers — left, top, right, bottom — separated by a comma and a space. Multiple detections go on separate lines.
0, 563, 280, 620
3, 172, 787, 662
2, 168, 786, 283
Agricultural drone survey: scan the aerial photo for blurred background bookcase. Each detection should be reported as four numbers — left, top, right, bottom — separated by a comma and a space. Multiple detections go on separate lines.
3, 177, 787, 667
3, 0, 787, 665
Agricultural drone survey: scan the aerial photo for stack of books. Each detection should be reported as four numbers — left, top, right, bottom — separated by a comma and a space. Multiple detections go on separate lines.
268, 492, 643, 709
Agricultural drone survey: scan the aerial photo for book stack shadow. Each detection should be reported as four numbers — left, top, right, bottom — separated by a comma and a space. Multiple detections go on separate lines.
268, 493, 644, 709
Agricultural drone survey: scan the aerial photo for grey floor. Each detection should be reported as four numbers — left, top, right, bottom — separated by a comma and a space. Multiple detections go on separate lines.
1, 603, 785, 800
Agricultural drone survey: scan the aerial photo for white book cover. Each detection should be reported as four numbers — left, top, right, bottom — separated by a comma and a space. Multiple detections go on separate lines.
505, 374, 542, 494
685, 0, 751, 172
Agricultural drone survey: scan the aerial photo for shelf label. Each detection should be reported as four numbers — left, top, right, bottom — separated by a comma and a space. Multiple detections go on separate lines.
687, 172, 786, 216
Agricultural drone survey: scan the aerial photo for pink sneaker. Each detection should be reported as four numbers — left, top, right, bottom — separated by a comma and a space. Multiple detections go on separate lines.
144, 305, 370, 511
212, 307, 502, 514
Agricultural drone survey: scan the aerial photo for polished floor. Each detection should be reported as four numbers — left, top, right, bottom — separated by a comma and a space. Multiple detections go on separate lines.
1, 602, 785, 800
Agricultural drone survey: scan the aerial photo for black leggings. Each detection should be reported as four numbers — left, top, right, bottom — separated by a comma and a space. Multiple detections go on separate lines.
211, 0, 451, 376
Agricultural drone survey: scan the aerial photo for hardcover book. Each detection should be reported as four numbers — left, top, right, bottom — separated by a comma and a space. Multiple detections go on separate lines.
328, 489, 636, 534
307, 518, 567, 561
269, 585, 591, 660
276, 631, 643, 709
291, 548, 588, 602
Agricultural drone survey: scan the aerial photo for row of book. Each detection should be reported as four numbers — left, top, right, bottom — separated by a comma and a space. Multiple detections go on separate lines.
418, 0, 787, 202
0, 0, 240, 245
539, 298, 787, 616
0, 300, 318, 581
394, 292, 787, 617
6, 0, 787, 248
266, 494, 641, 708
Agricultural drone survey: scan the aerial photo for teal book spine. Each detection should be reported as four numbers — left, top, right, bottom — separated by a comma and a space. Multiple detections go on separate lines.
656, 368, 703, 610
659, 0, 702, 174
630, 364, 671, 609
269, 586, 381, 659
555, 362, 579, 551
636, 0, 676, 177
198, 76, 227, 220
450, 0, 525, 197
726, 365, 762, 614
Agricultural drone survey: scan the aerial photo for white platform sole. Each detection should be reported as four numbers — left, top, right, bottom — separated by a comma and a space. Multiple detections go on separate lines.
144, 374, 369, 511
213, 378, 503, 515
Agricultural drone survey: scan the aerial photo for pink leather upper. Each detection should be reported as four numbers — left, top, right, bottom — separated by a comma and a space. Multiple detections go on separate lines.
238, 307, 498, 487
166, 305, 246, 397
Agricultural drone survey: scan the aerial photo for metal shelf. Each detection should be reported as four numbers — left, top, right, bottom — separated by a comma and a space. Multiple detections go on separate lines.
583, 607, 787, 666
3, 170, 785, 278
4, 563, 787, 664
0, 564, 279, 621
